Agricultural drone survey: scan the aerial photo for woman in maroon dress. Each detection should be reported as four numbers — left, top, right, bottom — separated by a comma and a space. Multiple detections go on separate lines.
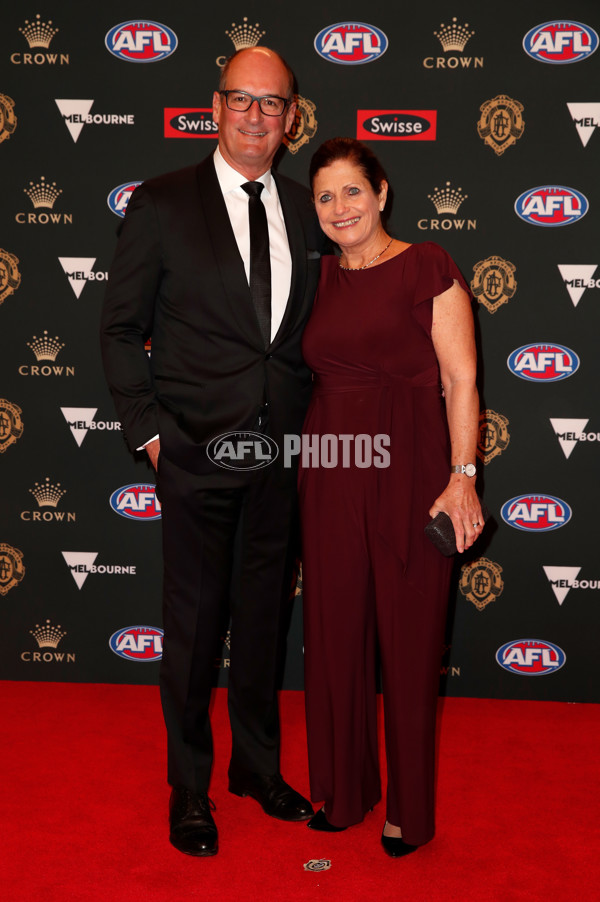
299, 138, 482, 856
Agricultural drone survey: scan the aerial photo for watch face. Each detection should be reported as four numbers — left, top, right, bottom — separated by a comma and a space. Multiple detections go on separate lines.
465, 463, 477, 477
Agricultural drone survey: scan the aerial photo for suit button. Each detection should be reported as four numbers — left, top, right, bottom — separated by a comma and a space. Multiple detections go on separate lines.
265, 353, 273, 360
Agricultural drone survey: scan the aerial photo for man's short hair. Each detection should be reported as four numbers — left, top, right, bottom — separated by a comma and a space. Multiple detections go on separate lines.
218, 48, 296, 99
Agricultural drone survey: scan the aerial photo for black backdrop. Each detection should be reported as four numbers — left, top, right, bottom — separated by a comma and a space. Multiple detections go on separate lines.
2, 1, 599, 702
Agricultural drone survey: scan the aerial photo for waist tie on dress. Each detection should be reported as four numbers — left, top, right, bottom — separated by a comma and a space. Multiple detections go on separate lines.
313, 368, 440, 577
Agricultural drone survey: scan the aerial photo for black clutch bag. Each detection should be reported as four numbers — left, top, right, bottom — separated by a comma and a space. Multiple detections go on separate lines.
424, 501, 491, 556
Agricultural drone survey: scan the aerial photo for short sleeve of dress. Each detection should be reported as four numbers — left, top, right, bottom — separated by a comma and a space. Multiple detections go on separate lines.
410, 241, 472, 308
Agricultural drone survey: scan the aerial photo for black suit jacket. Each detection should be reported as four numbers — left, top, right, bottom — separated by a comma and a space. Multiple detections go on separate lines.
100, 155, 327, 480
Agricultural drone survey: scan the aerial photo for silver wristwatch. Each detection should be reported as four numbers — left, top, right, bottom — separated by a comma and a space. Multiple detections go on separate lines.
451, 463, 476, 477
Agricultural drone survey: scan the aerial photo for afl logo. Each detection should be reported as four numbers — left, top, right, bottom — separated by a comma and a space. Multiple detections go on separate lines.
207, 431, 278, 471
314, 22, 388, 65
515, 186, 588, 227
109, 484, 161, 520
500, 494, 571, 532
105, 21, 178, 63
107, 182, 142, 218
109, 626, 164, 661
523, 21, 598, 64
496, 639, 566, 675
507, 343, 579, 382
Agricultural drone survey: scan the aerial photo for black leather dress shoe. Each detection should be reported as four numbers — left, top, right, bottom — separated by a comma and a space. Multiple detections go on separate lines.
169, 786, 218, 856
307, 807, 346, 832
380, 828, 418, 858
228, 771, 314, 821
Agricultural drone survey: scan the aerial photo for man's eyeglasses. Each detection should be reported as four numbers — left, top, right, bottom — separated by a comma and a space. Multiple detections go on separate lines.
219, 90, 290, 117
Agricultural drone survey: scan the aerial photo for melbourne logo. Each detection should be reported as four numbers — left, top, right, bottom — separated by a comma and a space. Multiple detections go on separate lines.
109, 626, 163, 661
207, 431, 278, 471
21, 477, 75, 523
61, 408, 121, 446
59, 258, 108, 298
477, 410, 510, 464
543, 566, 600, 605
19, 331, 74, 377
523, 21, 598, 64
507, 343, 579, 382
55, 100, 134, 143
0, 544, 25, 595
557, 264, 599, 306
163, 109, 218, 139
21, 620, 75, 664
16, 176, 72, 224
0, 399, 24, 453
423, 17, 482, 69
460, 557, 504, 611
471, 256, 517, 313
478, 95, 524, 155
515, 186, 588, 227
357, 110, 437, 141
418, 181, 475, 231
12, 14, 69, 65
549, 418, 600, 459
62, 552, 136, 590
0, 94, 17, 144
567, 103, 600, 146
284, 96, 318, 155
107, 182, 142, 217
105, 21, 178, 62
109, 484, 161, 521
496, 640, 565, 675
0, 249, 21, 306
501, 494, 571, 532
314, 22, 388, 65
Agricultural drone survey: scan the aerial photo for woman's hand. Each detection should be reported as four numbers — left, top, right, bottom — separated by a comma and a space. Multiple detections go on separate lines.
429, 477, 483, 553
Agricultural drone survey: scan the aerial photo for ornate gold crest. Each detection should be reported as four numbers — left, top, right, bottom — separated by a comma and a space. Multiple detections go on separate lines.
0, 94, 17, 144
460, 557, 503, 611
471, 255, 516, 314
284, 96, 318, 155
0, 249, 22, 306
477, 409, 510, 465
0, 543, 25, 595
478, 95, 524, 156
0, 399, 24, 452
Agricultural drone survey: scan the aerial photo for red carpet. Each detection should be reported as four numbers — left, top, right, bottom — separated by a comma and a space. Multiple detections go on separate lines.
2, 682, 598, 901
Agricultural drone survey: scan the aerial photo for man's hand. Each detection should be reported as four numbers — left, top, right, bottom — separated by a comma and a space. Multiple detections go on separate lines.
146, 438, 160, 470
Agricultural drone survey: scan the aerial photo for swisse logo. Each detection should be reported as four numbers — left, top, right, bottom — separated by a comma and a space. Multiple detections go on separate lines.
523, 21, 598, 64
507, 343, 579, 382
105, 21, 178, 63
549, 418, 600, 459
501, 494, 571, 532
543, 566, 600, 605
107, 182, 142, 218
61, 407, 121, 447
59, 258, 108, 298
164, 108, 218, 139
207, 431, 278, 470
557, 264, 599, 307
314, 22, 388, 65
109, 626, 163, 661
496, 640, 565, 675
109, 484, 161, 521
515, 186, 588, 227
357, 110, 436, 141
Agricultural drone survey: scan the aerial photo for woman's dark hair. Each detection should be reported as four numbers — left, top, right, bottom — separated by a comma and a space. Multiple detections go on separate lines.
309, 137, 389, 198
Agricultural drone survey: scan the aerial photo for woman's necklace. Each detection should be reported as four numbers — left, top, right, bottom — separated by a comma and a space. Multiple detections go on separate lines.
339, 237, 393, 271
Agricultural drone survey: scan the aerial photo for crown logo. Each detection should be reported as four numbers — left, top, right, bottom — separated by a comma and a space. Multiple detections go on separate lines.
225, 17, 265, 50
30, 620, 66, 648
434, 17, 474, 52
29, 477, 66, 508
428, 181, 468, 214
24, 176, 62, 210
19, 14, 59, 49
27, 330, 65, 361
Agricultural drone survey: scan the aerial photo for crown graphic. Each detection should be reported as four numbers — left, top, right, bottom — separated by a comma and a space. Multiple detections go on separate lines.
428, 181, 468, 214
30, 620, 66, 648
27, 330, 65, 361
434, 17, 474, 52
19, 14, 59, 49
29, 477, 66, 508
225, 17, 265, 50
24, 177, 62, 209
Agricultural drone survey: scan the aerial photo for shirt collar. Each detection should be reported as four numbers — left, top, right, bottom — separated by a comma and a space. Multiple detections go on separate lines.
213, 146, 273, 197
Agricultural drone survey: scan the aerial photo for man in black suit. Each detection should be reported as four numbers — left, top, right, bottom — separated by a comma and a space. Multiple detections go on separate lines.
100, 47, 327, 856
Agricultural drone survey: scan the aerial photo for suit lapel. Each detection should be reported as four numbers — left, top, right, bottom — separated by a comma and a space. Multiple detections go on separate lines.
272, 172, 307, 349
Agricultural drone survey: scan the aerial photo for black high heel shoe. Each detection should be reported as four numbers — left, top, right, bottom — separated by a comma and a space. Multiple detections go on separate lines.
307, 808, 346, 832
380, 825, 418, 858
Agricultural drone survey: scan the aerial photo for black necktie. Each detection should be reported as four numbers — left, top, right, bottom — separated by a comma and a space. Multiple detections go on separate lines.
241, 181, 271, 348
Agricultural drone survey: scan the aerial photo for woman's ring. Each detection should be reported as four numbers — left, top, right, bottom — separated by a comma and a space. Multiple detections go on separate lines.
473, 522, 480, 528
